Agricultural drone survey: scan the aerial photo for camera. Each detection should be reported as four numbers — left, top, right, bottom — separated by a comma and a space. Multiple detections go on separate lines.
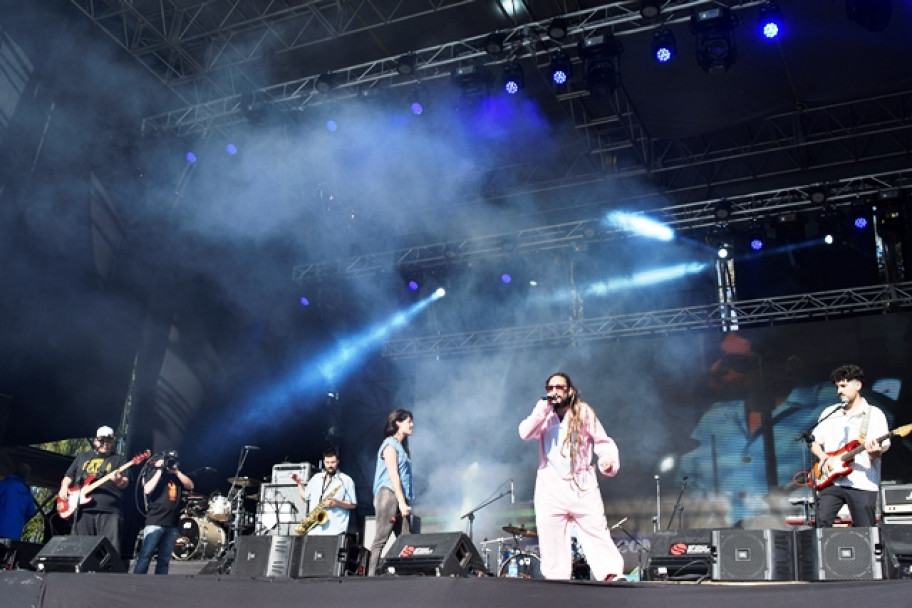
163, 450, 180, 470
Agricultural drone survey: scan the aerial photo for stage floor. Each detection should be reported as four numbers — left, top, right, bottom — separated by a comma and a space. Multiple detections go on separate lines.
2, 565, 911, 608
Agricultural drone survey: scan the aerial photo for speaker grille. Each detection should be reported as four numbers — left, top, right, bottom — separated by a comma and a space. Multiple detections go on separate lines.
797, 527, 883, 581
712, 529, 795, 581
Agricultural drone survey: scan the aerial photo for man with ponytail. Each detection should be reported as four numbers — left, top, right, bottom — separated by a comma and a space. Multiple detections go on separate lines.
519, 372, 624, 581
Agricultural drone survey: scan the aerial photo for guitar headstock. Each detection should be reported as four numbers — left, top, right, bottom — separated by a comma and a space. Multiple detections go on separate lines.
894, 423, 912, 438
132, 450, 152, 465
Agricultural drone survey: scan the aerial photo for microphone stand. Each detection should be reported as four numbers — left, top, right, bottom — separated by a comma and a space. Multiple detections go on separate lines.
612, 518, 649, 579
666, 477, 689, 531
653, 475, 661, 533
794, 403, 845, 528
459, 482, 511, 542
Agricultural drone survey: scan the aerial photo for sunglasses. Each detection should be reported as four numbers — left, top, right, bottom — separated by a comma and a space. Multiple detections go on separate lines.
545, 384, 568, 392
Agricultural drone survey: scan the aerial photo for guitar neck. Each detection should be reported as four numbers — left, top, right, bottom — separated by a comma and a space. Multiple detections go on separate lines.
82, 459, 132, 494
840, 431, 892, 462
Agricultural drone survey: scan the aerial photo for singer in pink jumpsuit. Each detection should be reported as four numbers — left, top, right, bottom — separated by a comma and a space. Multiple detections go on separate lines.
519, 372, 625, 581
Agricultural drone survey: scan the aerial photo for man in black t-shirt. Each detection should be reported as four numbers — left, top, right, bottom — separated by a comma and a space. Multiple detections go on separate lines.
133, 450, 194, 574
58, 426, 130, 554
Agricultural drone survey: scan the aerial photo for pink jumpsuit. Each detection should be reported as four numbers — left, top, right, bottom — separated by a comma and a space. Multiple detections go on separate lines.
519, 400, 624, 580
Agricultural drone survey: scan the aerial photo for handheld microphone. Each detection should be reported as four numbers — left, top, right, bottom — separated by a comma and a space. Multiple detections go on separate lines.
540, 395, 548, 401
510, 479, 515, 505
244, 445, 261, 450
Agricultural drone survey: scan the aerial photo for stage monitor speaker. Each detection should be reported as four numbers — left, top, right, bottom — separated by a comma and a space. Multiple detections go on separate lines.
643, 529, 714, 581
879, 524, 912, 579
378, 532, 486, 577
231, 535, 299, 578
31, 535, 125, 573
711, 529, 795, 581
295, 533, 353, 578
797, 527, 883, 581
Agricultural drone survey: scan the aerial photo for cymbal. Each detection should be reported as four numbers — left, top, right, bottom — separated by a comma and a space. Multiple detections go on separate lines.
227, 476, 261, 487
502, 525, 538, 538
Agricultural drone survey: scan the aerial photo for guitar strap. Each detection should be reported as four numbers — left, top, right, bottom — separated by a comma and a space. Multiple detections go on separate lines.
857, 402, 872, 443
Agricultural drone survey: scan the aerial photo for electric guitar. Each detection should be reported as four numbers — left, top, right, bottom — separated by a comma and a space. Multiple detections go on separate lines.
812, 424, 912, 490
56, 450, 151, 519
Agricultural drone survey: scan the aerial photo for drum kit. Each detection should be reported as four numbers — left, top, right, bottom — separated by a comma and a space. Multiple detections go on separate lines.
479, 525, 590, 579
172, 476, 261, 561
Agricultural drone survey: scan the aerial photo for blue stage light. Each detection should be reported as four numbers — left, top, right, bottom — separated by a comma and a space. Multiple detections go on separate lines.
653, 27, 676, 63
502, 62, 524, 95
549, 51, 573, 86
759, 2, 783, 40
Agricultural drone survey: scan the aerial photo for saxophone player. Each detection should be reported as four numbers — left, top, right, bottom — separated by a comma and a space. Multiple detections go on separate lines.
294, 448, 357, 535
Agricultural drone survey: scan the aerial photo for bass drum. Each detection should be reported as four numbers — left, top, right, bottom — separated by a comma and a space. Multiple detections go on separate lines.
498, 552, 543, 579
173, 517, 226, 561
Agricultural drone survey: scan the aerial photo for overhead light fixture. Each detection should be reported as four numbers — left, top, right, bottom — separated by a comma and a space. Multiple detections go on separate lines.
713, 200, 733, 221
851, 198, 871, 230
549, 51, 573, 86
808, 186, 828, 205
315, 72, 336, 93
691, 6, 739, 74
845, 0, 892, 32
652, 27, 677, 63
502, 62, 525, 95
484, 32, 507, 56
640, 0, 662, 20
747, 220, 766, 251
819, 205, 842, 245
547, 18, 568, 40
758, 2, 783, 40
451, 64, 493, 95
396, 53, 417, 76
577, 34, 623, 98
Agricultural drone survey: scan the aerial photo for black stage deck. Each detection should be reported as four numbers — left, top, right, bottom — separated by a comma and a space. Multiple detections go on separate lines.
2, 564, 911, 608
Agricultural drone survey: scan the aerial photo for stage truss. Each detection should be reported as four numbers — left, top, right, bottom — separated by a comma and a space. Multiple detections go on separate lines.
381, 282, 912, 358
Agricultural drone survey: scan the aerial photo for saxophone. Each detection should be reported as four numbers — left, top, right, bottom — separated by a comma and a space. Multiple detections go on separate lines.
296, 484, 341, 535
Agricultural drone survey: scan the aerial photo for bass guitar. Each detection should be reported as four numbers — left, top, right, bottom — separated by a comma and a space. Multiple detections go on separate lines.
57, 450, 151, 519
812, 424, 912, 490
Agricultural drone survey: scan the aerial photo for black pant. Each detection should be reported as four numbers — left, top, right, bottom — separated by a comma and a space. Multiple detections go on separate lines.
816, 485, 878, 527
72, 511, 124, 554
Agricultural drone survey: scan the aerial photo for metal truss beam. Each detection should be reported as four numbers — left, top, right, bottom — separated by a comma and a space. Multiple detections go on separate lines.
293, 167, 912, 283
133, 1, 762, 136
381, 282, 912, 358
69, 0, 477, 105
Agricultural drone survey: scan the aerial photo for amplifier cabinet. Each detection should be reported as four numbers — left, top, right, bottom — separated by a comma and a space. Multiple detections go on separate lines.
881, 484, 912, 515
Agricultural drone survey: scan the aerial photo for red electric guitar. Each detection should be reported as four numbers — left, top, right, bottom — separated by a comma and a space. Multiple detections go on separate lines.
56, 450, 151, 519
812, 424, 912, 490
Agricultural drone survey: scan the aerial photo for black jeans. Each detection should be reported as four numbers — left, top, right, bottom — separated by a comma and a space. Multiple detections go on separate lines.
816, 485, 878, 527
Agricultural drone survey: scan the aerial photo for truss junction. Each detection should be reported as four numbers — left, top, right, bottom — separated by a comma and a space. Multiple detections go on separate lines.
381, 281, 912, 359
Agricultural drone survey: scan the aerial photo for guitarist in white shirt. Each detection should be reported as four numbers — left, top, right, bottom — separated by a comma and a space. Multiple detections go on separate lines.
810, 365, 890, 528
57, 425, 130, 554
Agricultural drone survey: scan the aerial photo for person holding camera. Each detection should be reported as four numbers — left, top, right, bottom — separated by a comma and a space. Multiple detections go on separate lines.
133, 450, 194, 574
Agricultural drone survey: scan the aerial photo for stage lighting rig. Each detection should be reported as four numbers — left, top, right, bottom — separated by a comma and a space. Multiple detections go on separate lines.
547, 18, 568, 40
652, 27, 677, 63
549, 51, 573, 86
758, 2, 783, 40
577, 34, 623, 98
691, 6, 739, 74
503, 62, 525, 95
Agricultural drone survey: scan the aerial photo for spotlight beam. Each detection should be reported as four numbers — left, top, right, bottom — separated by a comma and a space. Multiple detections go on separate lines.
606, 211, 675, 241
230, 290, 444, 433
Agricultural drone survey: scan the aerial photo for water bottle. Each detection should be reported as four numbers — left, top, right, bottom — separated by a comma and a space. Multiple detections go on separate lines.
508, 557, 519, 577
